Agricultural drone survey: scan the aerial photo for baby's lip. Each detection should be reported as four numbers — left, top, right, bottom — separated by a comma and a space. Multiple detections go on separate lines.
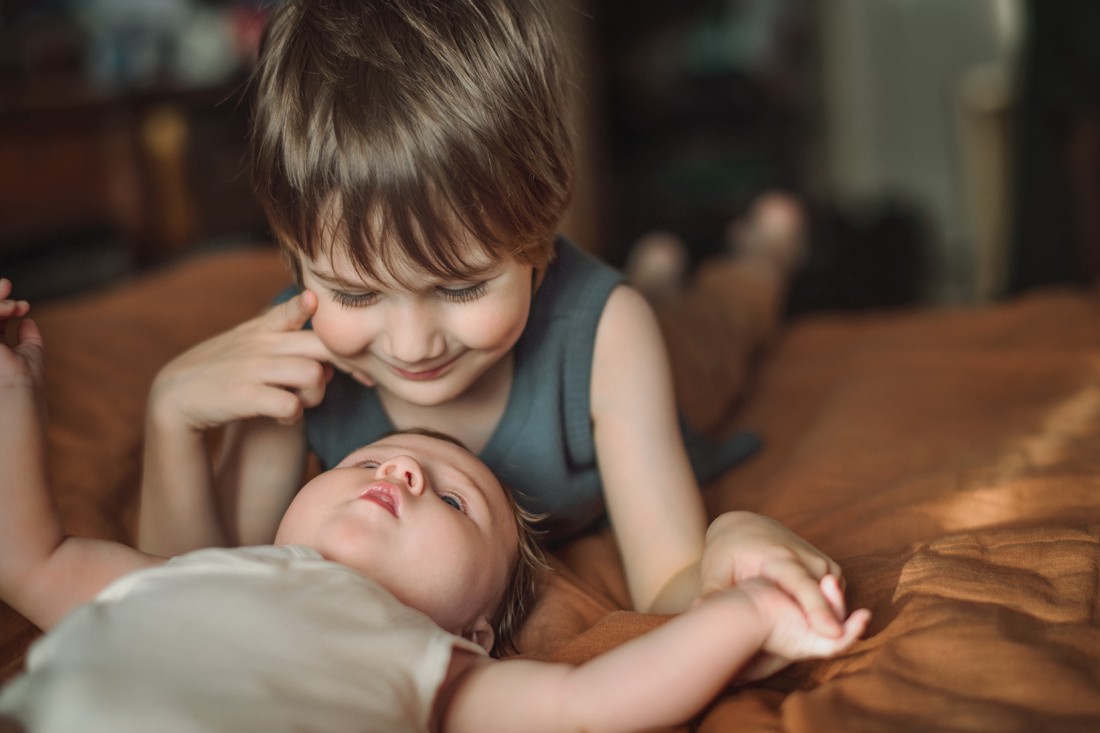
359, 482, 400, 517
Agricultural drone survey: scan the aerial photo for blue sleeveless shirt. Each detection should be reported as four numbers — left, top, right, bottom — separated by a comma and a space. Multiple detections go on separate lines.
280, 239, 759, 545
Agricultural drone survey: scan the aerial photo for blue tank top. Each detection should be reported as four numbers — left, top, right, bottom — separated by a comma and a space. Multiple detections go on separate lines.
279, 239, 759, 545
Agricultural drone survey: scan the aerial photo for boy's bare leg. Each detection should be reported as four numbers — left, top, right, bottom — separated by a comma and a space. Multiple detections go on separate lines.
626, 193, 807, 434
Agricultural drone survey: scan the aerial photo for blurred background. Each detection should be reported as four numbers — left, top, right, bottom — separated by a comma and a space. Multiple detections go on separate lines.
2, 0, 1098, 314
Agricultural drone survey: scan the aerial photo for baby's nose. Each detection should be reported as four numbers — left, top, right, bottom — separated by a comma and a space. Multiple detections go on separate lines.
379, 456, 424, 495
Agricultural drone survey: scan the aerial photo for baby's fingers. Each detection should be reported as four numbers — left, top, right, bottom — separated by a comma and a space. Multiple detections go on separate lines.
17, 318, 45, 374
768, 562, 844, 637
832, 608, 871, 650
0, 278, 30, 320
800, 608, 871, 659
0, 317, 45, 385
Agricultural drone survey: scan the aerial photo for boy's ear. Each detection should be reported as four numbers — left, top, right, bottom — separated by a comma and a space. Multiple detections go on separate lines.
462, 617, 495, 654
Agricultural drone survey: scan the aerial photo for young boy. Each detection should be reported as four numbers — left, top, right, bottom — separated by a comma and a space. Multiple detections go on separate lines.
0, 285, 868, 733
139, 0, 847, 633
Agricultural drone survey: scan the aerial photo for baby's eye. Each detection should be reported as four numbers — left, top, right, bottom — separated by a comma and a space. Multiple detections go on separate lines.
332, 290, 379, 308
440, 493, 467, 513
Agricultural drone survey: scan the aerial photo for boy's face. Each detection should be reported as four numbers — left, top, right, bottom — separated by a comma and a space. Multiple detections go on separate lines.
298, 236, 533, 409
274, 432, 519, 640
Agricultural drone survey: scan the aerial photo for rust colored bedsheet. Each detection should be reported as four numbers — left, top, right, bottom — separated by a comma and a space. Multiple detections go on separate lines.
4, 247, 1100, 731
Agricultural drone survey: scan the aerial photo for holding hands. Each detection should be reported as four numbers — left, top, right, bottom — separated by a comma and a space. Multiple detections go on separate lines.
701, 511, 850, 637
723, 575, 870, 682
148, 290, 333, 432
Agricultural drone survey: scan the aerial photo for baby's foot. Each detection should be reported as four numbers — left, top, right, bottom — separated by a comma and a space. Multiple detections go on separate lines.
624, 230, 689, 303
725, 191, 807, 278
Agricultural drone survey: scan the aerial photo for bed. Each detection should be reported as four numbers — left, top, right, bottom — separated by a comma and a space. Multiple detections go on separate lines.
4, 245, 1100, 731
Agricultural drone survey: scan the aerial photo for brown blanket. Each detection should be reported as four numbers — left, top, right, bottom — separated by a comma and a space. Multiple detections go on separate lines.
4, 246, 1100, 731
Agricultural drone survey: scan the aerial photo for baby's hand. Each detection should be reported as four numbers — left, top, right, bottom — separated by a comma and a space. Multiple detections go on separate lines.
0, 278, 44, 390
701, 511, 845, 637
739, 575, 870, 675
148, 291, 333, 432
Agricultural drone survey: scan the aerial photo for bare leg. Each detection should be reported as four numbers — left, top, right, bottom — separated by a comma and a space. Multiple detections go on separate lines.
622, 230, 690, 304
627, 192, 807, 434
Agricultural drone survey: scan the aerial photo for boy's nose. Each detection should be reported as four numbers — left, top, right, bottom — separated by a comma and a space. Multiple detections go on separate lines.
385, 306, 445, 364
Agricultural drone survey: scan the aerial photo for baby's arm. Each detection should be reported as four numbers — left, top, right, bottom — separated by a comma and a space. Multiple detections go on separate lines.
0, 283, 161, 630
138, 291, 328, 554
441, 578, 870, 733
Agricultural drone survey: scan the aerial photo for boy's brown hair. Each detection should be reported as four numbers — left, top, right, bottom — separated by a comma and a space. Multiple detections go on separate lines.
249, 0, 575, 284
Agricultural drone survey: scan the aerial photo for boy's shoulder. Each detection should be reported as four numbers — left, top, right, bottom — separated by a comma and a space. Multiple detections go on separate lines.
524, 238, 625, 338
537, 237, 625, 309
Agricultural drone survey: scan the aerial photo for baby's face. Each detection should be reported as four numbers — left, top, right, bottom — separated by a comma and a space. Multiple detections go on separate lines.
275, 433, 518, 637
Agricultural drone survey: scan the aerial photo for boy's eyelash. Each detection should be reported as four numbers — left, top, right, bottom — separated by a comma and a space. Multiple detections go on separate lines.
437, 282, 487, 303
331, 282, 486, 307
332, 290, 378, 308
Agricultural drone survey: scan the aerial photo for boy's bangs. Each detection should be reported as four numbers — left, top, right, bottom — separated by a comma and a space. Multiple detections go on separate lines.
317, 187, 506, 286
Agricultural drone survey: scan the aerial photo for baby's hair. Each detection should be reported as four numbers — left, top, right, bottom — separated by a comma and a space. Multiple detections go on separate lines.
386, 428, 547, 657
249, 0, 575, 286
486, 491, 547, 657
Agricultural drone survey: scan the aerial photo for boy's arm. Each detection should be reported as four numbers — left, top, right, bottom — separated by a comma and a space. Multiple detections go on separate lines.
140, 410, 307, 551
589, 286, 708, 613
441, 581, 870, 733
137, 293, 328, 554
590, 286, 845, 634
212, 417, 308, 546
0, 310, 160, 631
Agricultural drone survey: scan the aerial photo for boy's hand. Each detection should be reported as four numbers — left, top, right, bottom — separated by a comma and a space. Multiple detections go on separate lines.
701, 511, 846, 637
149, 290, 334, 431
0, 278, 44, 389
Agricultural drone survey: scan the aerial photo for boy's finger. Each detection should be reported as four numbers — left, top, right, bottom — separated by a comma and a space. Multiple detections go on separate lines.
272, 330, 337, 363
263, 290, 318, 332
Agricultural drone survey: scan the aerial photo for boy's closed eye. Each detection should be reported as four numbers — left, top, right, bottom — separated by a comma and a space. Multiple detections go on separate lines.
331, 290, 379, 308
329, 281, 488, 309
435, 281, 487, 303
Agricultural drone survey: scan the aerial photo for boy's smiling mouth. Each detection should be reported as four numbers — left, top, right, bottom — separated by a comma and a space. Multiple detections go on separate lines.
384, 354, 461, 381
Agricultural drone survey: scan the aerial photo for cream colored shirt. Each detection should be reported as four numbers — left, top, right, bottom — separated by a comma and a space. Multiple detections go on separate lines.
0, 545, 484, 733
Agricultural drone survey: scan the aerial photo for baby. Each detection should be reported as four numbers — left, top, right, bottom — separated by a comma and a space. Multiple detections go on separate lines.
0, 281, 869, 733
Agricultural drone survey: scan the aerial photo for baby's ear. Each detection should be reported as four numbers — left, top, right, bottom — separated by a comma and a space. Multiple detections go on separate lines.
462, 617, 495, 654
